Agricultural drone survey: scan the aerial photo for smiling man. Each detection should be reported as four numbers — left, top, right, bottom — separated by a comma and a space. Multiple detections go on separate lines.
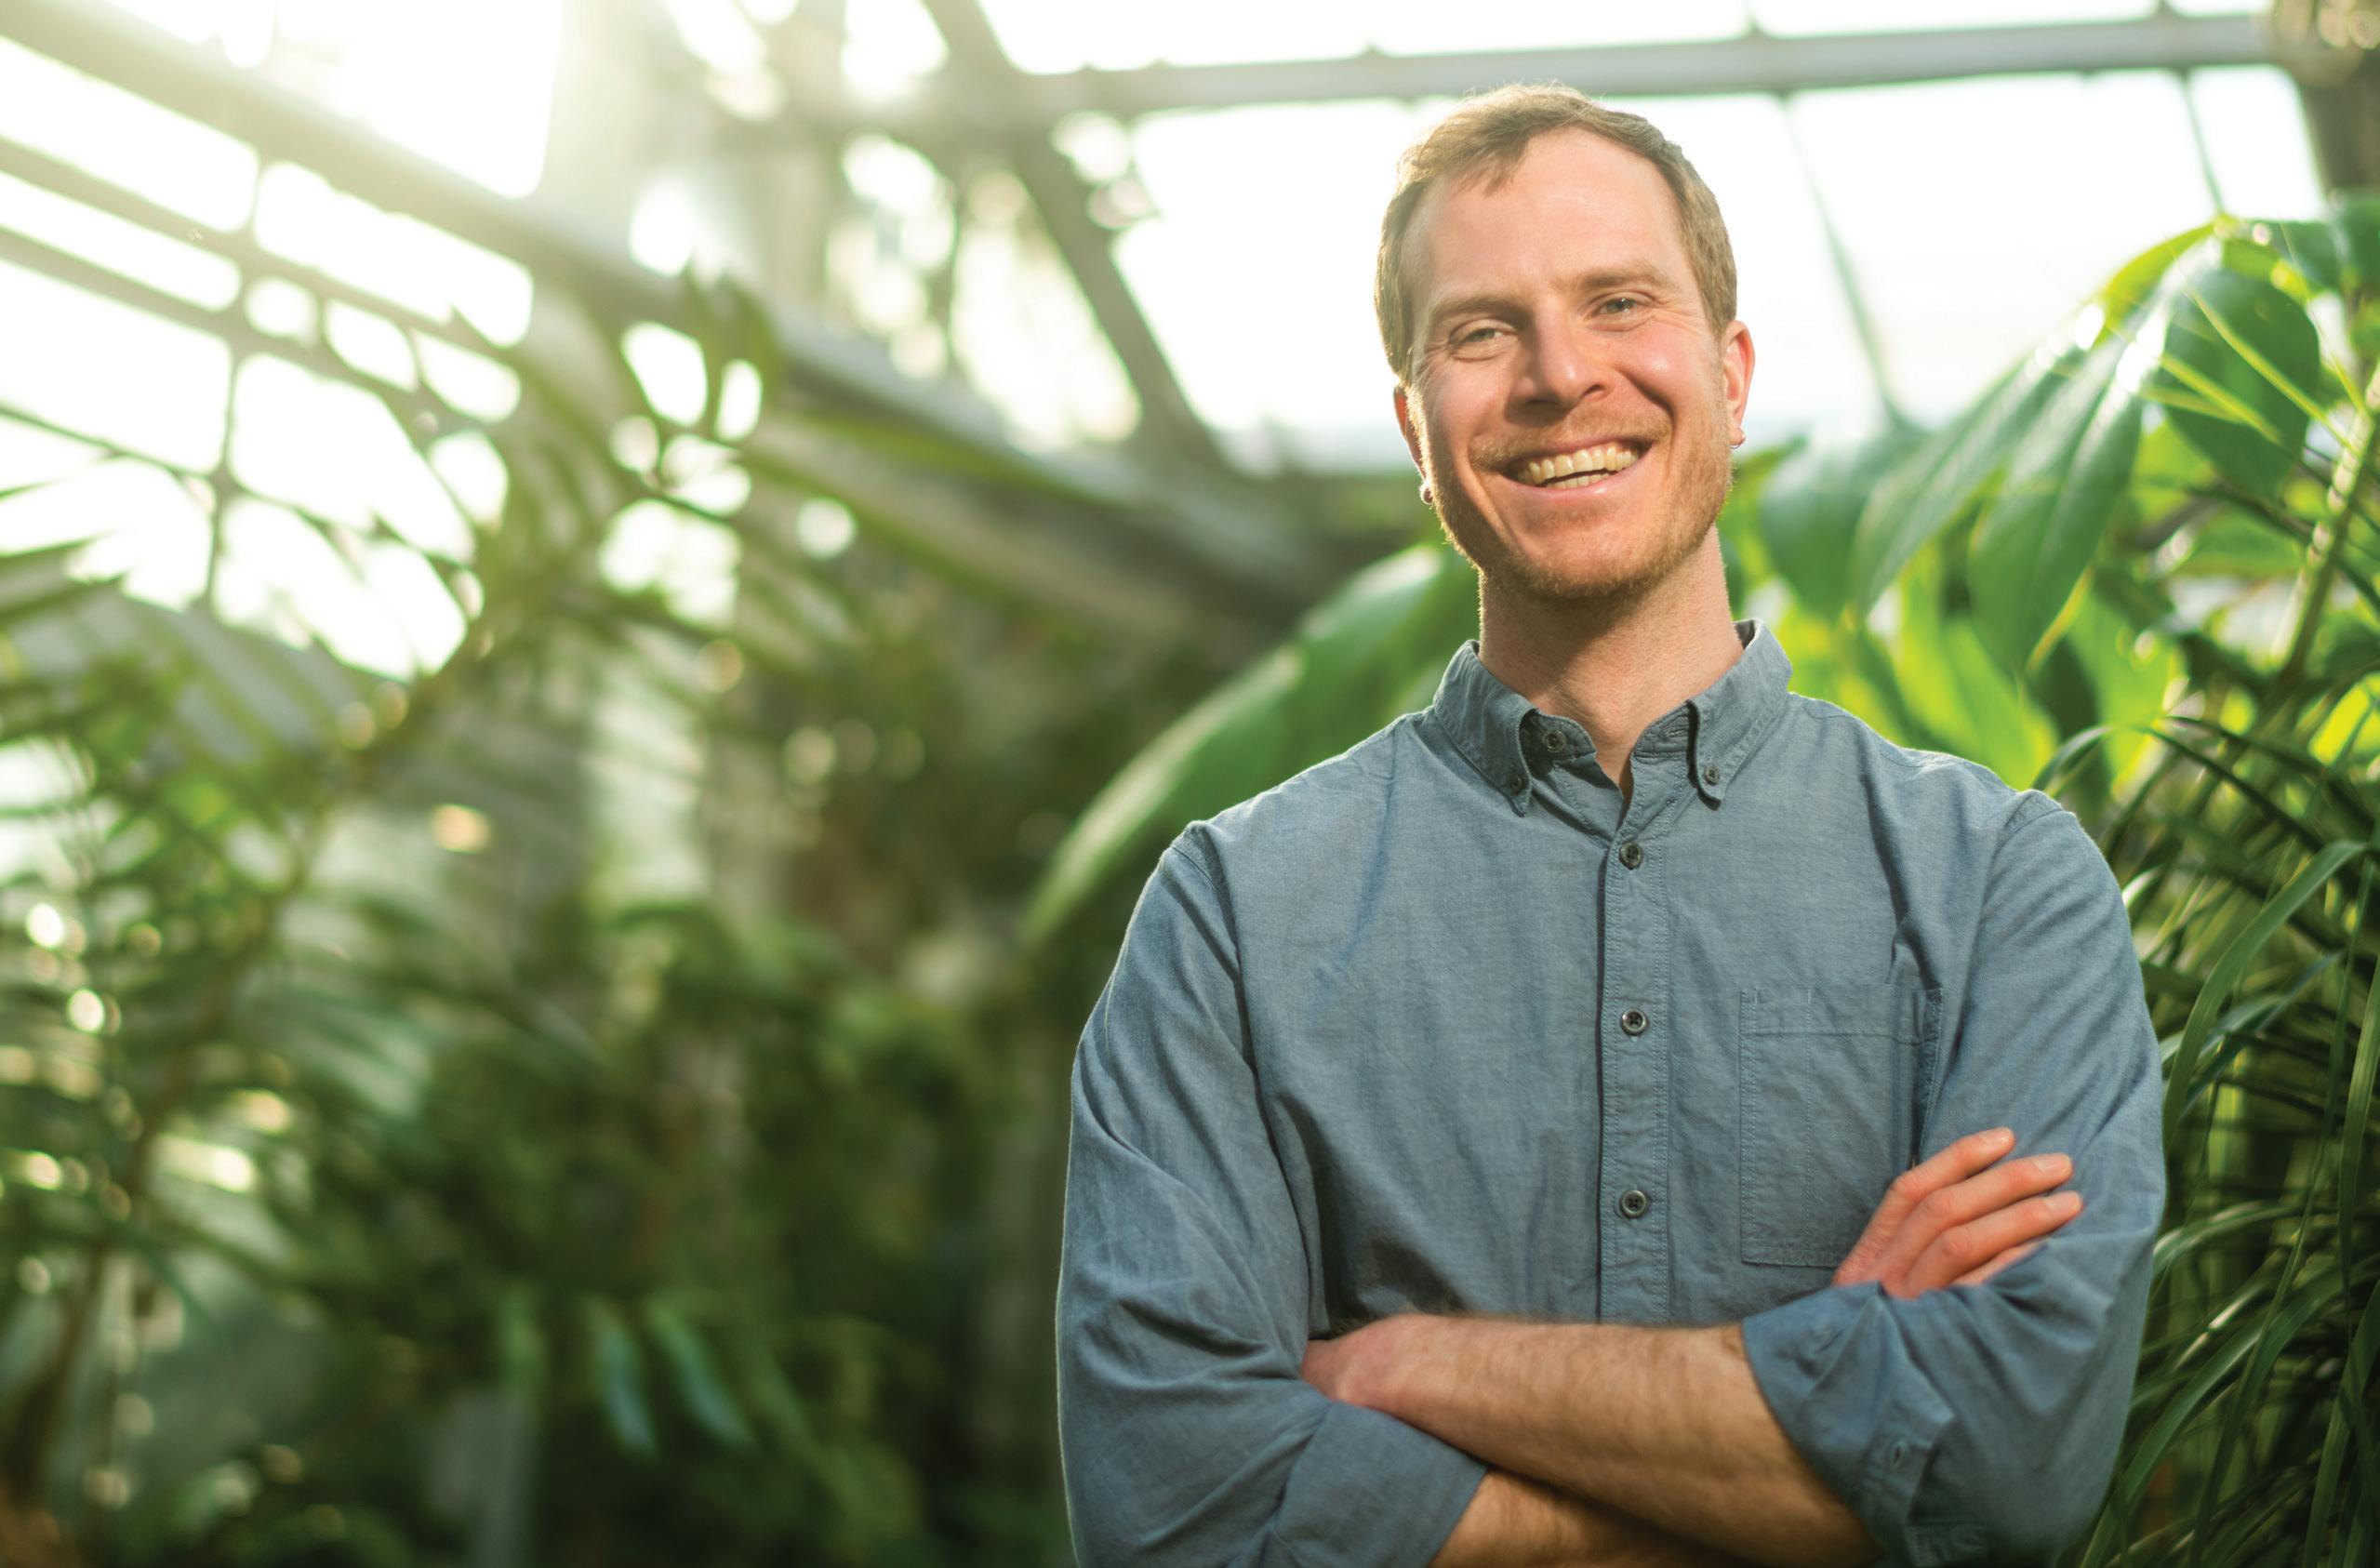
1056, 85, 2163, 1568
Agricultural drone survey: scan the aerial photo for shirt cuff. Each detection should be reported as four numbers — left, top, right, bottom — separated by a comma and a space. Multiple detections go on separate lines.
1270, 1399, 1488, 1568
1741, 1283, 1961, 1566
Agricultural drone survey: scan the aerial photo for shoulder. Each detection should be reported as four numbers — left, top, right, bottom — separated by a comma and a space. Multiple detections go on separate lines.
1164, 711, 1429, 890
1782, 692, 2069, 844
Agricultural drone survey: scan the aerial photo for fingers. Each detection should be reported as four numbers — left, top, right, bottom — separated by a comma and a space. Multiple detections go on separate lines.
1896, 1189, 2084, 1297
1834, 1126, 2017, 1286
1951, 1240, 2041, 1289
1868, 1147, 2074, 1287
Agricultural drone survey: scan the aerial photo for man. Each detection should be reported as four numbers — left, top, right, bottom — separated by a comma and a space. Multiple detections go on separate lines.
1055, 84, 2162, 1568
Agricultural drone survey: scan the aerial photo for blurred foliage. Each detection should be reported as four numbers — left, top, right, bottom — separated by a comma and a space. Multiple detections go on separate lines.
0, 268, 1237, 1564
1031, 200, 2380, 1562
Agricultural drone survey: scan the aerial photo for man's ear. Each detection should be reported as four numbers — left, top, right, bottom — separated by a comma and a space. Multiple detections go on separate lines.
1393, 383, 1426, 477
1720, 320, 1755, 439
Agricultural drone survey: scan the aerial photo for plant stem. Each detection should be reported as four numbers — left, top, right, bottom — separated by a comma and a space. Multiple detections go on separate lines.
2279, 365, 2380, 687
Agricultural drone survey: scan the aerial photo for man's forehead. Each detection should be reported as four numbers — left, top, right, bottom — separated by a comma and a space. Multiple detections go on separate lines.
1408, 140, 1688, 316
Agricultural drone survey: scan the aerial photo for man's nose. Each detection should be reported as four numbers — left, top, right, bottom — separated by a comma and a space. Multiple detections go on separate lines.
1515, 313, 1605, 409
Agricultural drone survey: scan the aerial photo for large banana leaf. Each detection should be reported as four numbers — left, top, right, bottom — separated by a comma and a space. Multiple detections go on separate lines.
1022, 542, 1475, 946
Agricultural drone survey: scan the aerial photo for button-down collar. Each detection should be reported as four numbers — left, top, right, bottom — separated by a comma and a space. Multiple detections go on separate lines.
1426, 617, 1793, 814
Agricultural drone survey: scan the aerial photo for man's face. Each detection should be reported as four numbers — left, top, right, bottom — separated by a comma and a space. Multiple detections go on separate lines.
1394, 130, 1753, 611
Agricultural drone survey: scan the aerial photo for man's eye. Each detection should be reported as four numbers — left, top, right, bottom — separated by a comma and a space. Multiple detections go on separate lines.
1452, 325, 1505, 347
1600, 296, 1642, 315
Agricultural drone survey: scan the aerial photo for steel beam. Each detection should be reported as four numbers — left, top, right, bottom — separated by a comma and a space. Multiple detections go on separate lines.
872, 13, 2269, 128
911, 0, 1226, 472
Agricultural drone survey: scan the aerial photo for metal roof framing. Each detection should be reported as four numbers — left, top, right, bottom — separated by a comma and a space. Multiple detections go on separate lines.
930, 12, 2270, 124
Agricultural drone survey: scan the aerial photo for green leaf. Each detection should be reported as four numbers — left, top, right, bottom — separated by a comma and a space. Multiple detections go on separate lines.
1968, 328, 2144, 671
2339, 916, 2380, 1299
581, 1296, 657, 1456
1755, 422, 1923, 621
2153, 265, 2321, 504
2162, 838, 2371, 1152
496, 1282, 546, 1402
2259, 193, 2380, 299
1023, 542, 1474, 943
2100, 223, 2216, 322
1848, 339, 2087, 616
732, 1328, 816, 1456
641, 1298, 755, 1450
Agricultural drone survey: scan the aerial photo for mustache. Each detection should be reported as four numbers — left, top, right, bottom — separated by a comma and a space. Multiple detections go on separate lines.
1478, 431, 1666, 470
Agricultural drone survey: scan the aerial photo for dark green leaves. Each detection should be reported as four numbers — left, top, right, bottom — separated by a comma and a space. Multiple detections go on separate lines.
2152, 264, 2320, 504
1847, 340, 2086, 619
1968, 328, 2144, 671
583, 1297, 658, 1457
1758, 421, 1924, 621
1022, 542, 1475, 943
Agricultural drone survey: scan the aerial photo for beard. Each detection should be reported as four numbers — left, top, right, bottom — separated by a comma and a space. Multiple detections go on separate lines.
1429, 422, 1736, 610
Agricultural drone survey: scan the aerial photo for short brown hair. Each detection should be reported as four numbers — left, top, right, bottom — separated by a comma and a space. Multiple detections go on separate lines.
1375, 83, 1738, 383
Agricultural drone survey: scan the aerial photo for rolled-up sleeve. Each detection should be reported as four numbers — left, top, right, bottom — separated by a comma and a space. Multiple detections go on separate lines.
1057, 835, 1488, 1568
1740, 800, 2165, 1567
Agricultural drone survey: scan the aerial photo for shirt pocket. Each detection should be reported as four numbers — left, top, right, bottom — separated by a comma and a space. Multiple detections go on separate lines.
1737, 979, 1939, 1269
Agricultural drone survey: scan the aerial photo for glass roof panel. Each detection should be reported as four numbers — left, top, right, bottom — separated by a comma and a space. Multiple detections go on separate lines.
1790, 71, 2216, 425
95, 0, 561, 198
1118, 100, 1434, 470
2190, 66, 2324, 218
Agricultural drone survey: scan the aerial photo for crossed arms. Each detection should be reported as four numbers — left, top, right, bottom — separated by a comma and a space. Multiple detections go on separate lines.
1301, 1128, 2084, 1568
1057, 810, 2164, 1568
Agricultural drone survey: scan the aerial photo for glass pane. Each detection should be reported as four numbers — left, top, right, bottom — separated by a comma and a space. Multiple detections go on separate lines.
1791, 72, 2214, 424
2191, 67, 2323, 219
1117, 100, 1436, 468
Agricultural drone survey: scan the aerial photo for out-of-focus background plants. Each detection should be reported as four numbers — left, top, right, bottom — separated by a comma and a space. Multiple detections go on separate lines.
0, 1, 2370, 1563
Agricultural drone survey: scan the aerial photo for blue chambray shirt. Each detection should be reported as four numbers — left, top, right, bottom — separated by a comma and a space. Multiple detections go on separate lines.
1056, 618, 2164, 1568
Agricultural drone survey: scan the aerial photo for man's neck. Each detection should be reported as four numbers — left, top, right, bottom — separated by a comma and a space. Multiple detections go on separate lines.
1474, 544, 1745, 806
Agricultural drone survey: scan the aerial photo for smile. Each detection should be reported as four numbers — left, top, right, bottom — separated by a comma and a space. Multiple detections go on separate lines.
1515, 441, 1644, 488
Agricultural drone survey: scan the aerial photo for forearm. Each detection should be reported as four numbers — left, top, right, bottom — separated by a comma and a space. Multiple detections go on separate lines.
1371, 1316, 1878, 1568
1430, 1468, 1755, 1568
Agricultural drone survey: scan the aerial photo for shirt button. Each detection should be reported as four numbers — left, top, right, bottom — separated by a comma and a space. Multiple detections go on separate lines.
1620, 1007, 1649, 1035
1617, 840, 1642, 870
1543, 730, 1566, 753
1702, 763, 1721, 786
1616, 1189, 1650, 1219
1507, 770, 1525, 793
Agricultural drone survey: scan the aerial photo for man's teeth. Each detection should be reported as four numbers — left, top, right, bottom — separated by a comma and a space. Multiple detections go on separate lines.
1520, 443, 1642, 486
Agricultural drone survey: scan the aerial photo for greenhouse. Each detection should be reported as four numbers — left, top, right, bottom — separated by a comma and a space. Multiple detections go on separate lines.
0, 0, 2369, 1562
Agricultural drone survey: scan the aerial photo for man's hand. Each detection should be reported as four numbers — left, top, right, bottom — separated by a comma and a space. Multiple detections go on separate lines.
1298, 1312, 1414, 1411
1833, 1125, 2081, 1297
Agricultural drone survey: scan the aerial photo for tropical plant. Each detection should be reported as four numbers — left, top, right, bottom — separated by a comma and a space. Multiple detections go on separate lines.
1028, 199, 2380, 1562
0, 263, 1187, 1563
